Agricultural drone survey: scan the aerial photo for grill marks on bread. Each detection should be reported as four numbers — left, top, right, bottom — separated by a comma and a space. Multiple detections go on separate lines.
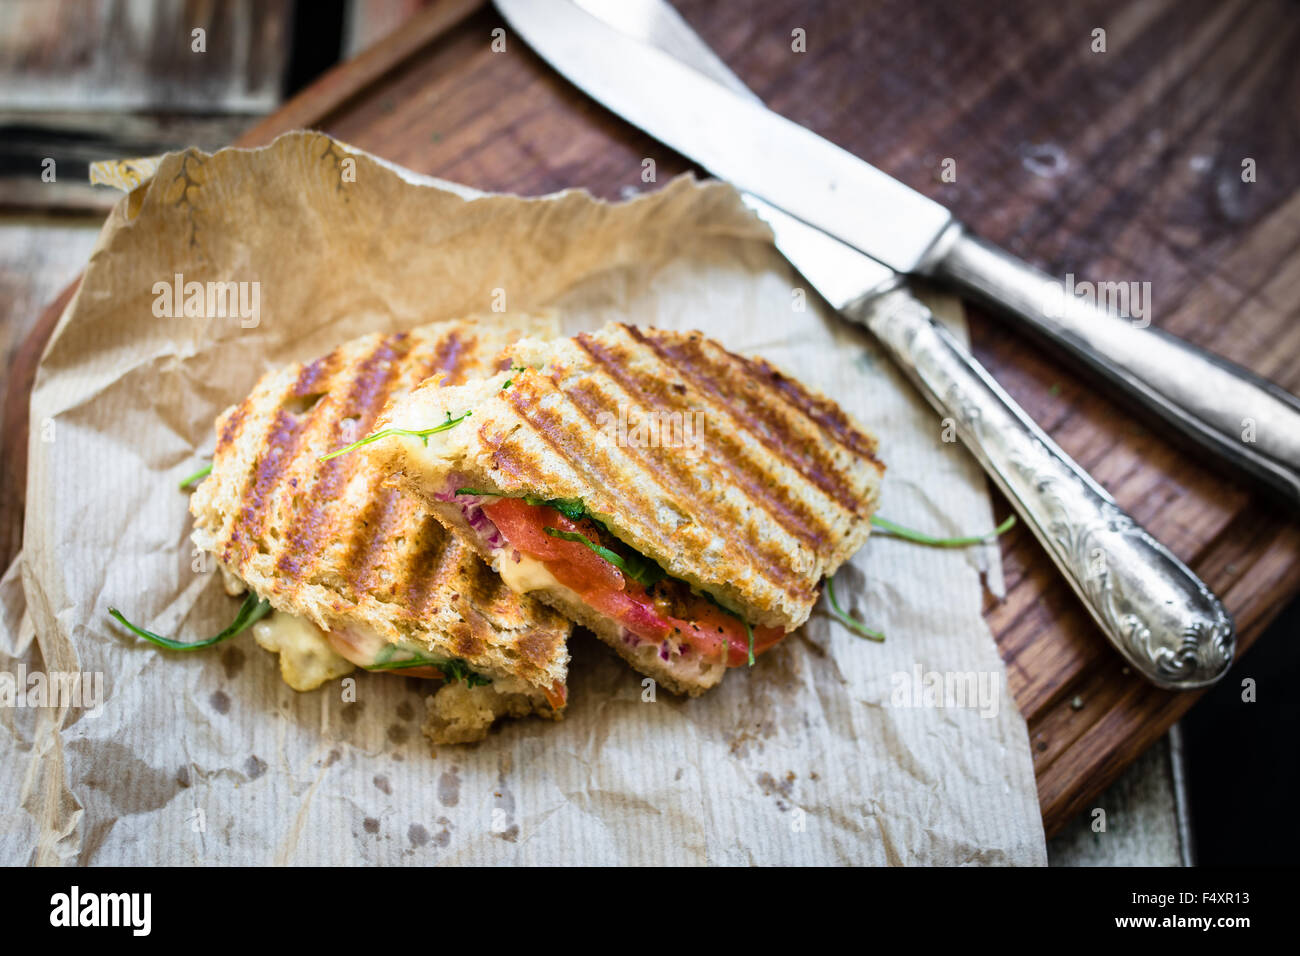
189, 321, 571, 696
377, 322, 884, 632
274, 336, 411, 581
623, 326, 881, 504
572, 329, 842, 589
510, 325, 878, 612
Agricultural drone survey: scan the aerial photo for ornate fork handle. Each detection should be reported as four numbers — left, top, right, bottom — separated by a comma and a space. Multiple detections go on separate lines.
854, 281, 1235, 689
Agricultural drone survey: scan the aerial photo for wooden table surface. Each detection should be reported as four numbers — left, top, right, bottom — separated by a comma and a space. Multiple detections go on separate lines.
6, 0, 1299, 837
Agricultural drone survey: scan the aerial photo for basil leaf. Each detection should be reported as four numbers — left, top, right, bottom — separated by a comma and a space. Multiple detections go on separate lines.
365, 644, 490, 686
109, 592, 272, 651
319, 410, 472, 462
369, 643, 406, 667
525, 495, 587, 522
441, 658, 493, 688
543, 527, 665, 587
453, 488, 588, 523
543, 527, 624, 570
823, 574, 885, 642
178, 463, 212, 490
870, 514, 1016, 548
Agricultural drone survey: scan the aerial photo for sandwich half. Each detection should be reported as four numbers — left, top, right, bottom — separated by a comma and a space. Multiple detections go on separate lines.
364, 322, 885, 696
188, 317, 572, 742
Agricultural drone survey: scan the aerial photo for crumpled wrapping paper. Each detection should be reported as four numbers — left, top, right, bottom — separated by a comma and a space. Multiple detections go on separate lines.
1, 131, 1045, 864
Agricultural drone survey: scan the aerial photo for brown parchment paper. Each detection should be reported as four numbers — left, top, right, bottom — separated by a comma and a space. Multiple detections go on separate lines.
1, 131, 1045, 865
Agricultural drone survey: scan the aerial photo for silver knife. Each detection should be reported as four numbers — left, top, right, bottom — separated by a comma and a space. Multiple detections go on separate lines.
498, 0, 1300, 508
499, 0, 1236, 688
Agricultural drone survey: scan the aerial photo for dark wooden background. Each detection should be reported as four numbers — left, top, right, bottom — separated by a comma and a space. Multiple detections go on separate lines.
5, 0, 1299, 838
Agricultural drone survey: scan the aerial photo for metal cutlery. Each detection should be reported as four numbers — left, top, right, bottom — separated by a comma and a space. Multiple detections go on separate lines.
496, 0, 1240, 687
506, 0, 1300, 508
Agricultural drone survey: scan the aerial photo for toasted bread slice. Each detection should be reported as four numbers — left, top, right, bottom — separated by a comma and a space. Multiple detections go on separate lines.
189, 318, 572, 738
367, 323, 884, 694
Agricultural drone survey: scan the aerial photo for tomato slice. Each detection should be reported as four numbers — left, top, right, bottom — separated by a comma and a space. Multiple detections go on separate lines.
400, 666, 446, 679
480, 496, 787, 667
543, 682, 567, 710
591, 586, 674, 643
661, 595, 785, 667
482, 498, 625, 594
484, 498, 676, 645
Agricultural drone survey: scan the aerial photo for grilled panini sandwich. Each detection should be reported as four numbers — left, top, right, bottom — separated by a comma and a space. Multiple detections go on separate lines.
365, 323, 885, 696
188, 317, 573, 743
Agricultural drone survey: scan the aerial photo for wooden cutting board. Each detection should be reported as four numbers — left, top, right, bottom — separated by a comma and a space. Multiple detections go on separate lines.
7, 0, 1299, 837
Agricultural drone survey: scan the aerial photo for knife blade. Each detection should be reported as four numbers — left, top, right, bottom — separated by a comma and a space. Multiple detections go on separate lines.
501, 0, 1236, 689
496, 0, 1300, 506
501, 0, 951, 273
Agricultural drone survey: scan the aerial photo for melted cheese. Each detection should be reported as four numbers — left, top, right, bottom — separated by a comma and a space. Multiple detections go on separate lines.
497, 551, 563, 594
219, 566, 247, 597
253, 613, 355, 691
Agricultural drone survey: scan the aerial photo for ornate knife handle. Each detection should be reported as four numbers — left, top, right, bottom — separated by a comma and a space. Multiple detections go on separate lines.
853, 280, 1235, 689
921, 225, 1300, 507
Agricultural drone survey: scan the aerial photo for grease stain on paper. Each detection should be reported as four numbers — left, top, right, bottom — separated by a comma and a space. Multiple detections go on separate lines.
340, 700, 364, 724
756, 771, 797, 811
433, 816, 453, 848
387, 723, 410, 745
220, 646, 245, 679
438, 766, 461, 807
494, 760, 518, 843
